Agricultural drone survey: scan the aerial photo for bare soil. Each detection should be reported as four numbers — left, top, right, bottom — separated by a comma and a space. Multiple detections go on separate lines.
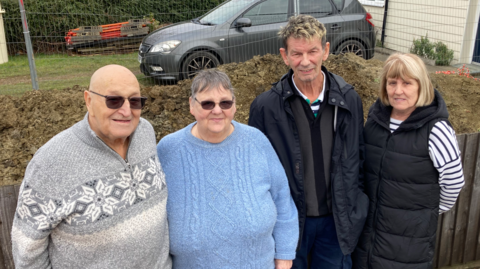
1, 53, 479, 186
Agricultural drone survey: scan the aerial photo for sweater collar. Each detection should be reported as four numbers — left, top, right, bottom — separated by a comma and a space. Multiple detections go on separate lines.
276, 66, 352, 112
72, 112, 139, 151
184, 120, 241, 148
290, 70, 328, 103
280, 67, 335, 100
368, 89, 449, 132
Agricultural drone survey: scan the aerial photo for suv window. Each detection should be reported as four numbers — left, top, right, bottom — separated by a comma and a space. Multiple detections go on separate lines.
200, 0, 256, 25
331, 0, 344, 11
243, 0, 289, 26
299, 0, 333, 17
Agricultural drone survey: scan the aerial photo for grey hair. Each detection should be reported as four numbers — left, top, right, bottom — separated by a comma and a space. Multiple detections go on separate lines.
190, 69, 234, 99
278, 15, 327, 52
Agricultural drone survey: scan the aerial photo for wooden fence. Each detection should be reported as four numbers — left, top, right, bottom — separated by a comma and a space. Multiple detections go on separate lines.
433, 132, 480, 268
1, 133, 480, 269
0, 185, 20, 269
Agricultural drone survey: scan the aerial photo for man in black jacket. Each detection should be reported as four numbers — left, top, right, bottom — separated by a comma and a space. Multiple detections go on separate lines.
248, 15, 368, 269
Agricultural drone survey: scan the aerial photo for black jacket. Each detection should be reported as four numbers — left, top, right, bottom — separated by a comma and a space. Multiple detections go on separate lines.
353, 90, 448, 269
248, 67, 369, 255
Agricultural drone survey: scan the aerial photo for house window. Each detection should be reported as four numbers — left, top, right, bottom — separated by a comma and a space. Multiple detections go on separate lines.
359, 0, 385, 7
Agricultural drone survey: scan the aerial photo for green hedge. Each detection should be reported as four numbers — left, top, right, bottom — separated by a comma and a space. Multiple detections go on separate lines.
1, 0, 225, 54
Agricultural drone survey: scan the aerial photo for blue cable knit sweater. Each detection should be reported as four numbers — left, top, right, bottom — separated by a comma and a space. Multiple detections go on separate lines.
157, 121, 299, 269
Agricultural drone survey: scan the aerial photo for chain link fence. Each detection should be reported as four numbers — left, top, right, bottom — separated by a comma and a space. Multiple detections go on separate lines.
0, 0, 479, 95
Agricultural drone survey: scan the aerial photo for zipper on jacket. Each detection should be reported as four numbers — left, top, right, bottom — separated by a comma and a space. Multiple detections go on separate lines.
125, 158, 132, 170
367, 132, 393, 267
96, 136, 132, 171
334, 106, 338, 132
284, 98, 308, 237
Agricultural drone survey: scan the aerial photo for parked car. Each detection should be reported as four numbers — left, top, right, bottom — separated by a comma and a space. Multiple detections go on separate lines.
138, 0, 375, 82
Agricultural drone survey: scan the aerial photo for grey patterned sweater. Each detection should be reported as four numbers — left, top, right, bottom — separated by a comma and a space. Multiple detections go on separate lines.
11, 113, 171, 269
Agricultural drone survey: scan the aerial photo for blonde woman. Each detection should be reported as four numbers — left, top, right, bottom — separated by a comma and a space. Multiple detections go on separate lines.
353, 53, 465, 269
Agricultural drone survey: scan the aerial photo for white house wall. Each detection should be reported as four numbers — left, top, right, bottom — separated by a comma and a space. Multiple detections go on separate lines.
361, 0, 471, 64
361, 4, 384, 42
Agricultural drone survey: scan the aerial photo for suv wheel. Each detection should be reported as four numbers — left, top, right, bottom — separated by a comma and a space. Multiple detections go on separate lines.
336, 40, 367, 59
181, 51, 220, 80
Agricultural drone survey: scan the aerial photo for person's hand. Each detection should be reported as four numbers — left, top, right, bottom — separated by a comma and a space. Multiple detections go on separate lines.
275, 259, 293, 269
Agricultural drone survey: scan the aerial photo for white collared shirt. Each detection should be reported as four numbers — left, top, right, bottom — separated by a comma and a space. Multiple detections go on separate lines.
292, 71, 326, 114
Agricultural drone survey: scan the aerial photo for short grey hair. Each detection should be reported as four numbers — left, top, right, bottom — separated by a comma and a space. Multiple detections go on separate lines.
190, 69, 234, 99
278, 15, 327, 52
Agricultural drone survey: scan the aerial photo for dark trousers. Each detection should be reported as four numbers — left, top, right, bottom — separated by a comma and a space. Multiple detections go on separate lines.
292, 215, 352, 269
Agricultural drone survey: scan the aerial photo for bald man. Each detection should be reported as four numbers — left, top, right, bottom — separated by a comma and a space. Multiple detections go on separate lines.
11, 65, 171, 269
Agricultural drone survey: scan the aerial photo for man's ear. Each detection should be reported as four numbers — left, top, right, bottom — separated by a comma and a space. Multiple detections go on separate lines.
279, 48, 289, 66
84, 90, 93, 114
323, 42, 331, 61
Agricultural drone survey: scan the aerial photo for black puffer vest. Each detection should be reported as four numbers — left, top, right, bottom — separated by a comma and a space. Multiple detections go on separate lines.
353, 90, 449, 269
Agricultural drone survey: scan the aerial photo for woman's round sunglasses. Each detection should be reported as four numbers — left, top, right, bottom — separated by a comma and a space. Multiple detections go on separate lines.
194, 97, 235, 110
90, 90, 147, 110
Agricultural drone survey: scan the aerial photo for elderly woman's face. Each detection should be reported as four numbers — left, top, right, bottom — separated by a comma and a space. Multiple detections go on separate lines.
386, 77, 419, 116
190, 85, 236, 141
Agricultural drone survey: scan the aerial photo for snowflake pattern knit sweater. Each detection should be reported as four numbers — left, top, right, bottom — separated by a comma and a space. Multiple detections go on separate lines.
157, 121, 299, 269
11, 114, 171, 269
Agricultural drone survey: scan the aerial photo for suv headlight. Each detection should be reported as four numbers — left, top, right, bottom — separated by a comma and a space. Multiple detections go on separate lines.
150, 40, 181, 54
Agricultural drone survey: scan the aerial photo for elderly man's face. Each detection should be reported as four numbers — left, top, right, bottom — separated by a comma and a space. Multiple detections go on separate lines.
85, 67, 141, 146
280, 36, 330, 83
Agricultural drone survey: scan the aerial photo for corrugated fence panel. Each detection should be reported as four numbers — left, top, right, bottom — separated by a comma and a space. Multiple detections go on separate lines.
0, 185, 19, 269
451, 134, 473, 265
464, 134, 480, 263
0, 237, 5, 269
438, 204, 457, 267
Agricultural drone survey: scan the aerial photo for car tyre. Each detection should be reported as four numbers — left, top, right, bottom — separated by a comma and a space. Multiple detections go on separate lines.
336, 40, 367, 59
181, 51, 220, 80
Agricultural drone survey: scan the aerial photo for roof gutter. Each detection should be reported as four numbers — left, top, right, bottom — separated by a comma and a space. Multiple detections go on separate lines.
381, 0, 390, 46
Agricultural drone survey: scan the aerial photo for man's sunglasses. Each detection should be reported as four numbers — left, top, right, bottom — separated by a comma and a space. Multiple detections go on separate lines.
89, 91, 147, 110
194, 97, 235, 110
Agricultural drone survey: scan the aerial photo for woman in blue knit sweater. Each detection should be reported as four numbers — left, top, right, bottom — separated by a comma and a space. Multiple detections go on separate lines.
157, 69, 299, 269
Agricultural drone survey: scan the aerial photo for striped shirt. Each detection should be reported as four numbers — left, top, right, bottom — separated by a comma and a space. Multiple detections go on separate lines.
390, 118, 465, 214
292, 72, 326, 117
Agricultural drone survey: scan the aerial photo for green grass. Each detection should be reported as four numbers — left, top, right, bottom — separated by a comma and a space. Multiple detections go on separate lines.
0, 52, 156, 95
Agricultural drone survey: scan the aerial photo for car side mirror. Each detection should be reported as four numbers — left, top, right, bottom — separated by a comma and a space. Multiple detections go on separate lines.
235, 18, 252, 28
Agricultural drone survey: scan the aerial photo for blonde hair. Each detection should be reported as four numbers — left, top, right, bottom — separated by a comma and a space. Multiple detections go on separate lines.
379, 53, 434, 107
278, 15, 327, 51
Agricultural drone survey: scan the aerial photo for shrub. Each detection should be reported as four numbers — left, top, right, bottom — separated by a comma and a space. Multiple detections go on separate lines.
410, 35, 435, 60
434, 41, 454, 66
410, 35, 454, 66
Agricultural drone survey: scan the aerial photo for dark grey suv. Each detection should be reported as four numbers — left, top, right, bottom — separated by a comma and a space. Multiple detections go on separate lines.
138, 0, 375, 82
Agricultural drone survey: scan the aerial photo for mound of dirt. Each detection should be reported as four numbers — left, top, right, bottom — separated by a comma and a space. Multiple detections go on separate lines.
1, 53, 479, 186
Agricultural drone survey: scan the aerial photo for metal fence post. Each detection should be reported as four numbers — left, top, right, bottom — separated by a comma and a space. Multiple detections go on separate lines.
293, 0, 299, 16
18, 0, 38, 90
0, 1, 8, 64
